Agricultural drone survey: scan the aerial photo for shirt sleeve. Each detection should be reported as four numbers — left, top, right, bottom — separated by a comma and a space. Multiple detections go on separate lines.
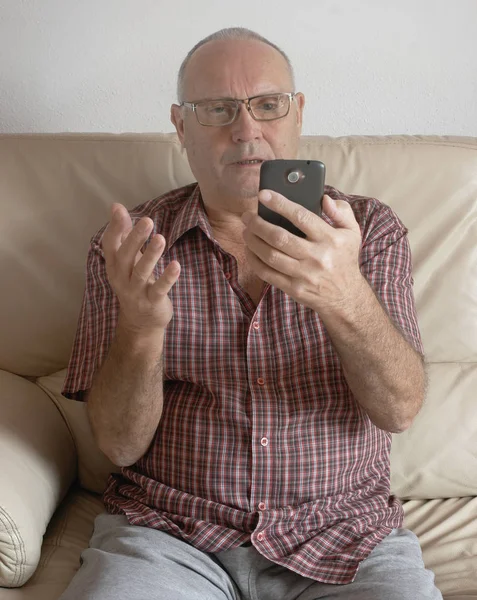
358, 203, 425, 357
62, 233, 119, 400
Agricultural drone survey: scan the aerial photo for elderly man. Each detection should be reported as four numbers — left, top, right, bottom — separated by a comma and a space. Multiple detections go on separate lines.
60, 27, 442, 600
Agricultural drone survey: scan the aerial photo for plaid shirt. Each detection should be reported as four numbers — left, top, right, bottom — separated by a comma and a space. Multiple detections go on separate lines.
63, 182, 424, 584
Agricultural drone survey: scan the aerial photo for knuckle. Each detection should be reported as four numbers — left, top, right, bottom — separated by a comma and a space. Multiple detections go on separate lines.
131, 268, 148, 284
296, 208, 309, 225
274, 230, 288, 248
291, 280, 305, 297
268, 250, 280, 266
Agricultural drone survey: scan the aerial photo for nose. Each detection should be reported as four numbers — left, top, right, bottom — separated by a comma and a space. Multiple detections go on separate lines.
230, 104, 263, 144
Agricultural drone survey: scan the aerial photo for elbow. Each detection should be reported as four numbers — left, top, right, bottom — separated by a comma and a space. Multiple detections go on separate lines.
387, 418, 414, 434
390, 404, 422, 433
97, 439, 143, 467
88, 419, 142, 468
371, 415, 412, 434
372, 397, 423, 434
86, 400, 143, 467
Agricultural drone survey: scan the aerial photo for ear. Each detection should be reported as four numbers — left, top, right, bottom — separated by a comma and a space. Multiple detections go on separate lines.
171, 104, 186, 149
294, 92, 305, 130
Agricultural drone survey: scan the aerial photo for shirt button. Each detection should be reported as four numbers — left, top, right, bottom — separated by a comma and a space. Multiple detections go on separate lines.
258, 502, 266, 510
253, 321, 260, 330
225, 272, 231, 280
257, 532, 264, 542
260, 437, 269, 447
257, 377, 265, 385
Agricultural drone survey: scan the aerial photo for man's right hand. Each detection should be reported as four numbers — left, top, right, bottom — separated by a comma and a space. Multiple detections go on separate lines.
102, 203, 181, 336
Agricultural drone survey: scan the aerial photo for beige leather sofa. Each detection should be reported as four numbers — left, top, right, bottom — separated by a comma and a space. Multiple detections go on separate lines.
0, 133, 476, 600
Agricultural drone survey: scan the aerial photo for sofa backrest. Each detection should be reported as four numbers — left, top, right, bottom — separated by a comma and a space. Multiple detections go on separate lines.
1, 132, 476, 500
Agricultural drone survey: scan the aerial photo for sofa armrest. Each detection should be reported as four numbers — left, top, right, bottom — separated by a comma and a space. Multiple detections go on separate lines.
0, 370, 76, 588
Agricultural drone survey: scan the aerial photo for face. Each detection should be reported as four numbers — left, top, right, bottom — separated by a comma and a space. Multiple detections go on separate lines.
171, 39, 305, 215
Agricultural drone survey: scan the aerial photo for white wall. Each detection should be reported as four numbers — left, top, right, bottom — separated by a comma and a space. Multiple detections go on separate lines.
0, 0, 476, 136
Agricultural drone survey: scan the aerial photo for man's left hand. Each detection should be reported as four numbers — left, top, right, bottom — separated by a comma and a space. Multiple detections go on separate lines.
241, 190, 365, 313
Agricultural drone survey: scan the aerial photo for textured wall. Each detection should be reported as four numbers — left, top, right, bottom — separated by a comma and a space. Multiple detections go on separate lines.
0, 0, 476, 135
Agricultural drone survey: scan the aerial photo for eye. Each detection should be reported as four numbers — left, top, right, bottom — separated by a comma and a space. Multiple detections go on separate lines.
209, 105, 226, 114
257, 100, 278, 111
204, 101, 233, 115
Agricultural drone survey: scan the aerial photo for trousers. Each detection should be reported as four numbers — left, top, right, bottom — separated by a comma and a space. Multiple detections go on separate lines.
59, 513, 443, 600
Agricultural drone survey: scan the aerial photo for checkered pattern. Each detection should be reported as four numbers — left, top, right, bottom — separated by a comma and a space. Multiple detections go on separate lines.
63, 183, 423, 584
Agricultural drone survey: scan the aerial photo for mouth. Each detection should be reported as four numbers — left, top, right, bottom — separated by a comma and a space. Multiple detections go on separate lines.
233, 159, 264, 166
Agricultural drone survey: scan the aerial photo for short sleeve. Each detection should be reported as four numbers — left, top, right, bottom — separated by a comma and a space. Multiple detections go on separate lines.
62, 235, 119, 400
359, 205, 425, 357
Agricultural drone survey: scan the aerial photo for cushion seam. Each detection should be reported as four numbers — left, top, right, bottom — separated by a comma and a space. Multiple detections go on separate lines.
0, 506, 26, 587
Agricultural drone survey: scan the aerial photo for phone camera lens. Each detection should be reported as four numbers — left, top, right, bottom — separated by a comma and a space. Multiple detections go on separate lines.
287, 170, 300, 183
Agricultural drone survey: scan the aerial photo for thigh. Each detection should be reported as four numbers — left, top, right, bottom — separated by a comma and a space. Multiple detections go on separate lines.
296, 529, 443, 600
59, 513, 241, 600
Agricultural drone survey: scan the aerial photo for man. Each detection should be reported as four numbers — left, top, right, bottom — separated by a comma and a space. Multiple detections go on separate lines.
60, 27, 442, 600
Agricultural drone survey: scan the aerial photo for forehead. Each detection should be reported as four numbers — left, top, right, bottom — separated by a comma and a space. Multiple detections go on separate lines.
182, 39, 293, 100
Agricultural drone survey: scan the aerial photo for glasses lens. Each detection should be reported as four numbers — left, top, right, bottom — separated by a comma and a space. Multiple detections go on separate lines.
196, 100, 237, 126
250, 94, 290, 121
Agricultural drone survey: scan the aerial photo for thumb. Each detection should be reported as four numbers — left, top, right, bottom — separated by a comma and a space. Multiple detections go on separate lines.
322, 195, 360, 232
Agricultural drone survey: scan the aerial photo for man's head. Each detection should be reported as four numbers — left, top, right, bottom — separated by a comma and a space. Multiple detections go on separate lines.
171, 28, 305, 214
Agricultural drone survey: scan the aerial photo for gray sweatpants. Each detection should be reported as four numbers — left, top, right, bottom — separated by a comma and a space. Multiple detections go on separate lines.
59, 513, 443, 600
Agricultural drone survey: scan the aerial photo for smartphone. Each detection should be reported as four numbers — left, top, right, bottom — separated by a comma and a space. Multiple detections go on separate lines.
258, 159, 325, 238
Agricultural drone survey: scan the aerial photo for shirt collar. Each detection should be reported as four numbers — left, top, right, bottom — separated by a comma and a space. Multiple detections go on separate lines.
165, 182, 337, 254
165, 183, 215, 253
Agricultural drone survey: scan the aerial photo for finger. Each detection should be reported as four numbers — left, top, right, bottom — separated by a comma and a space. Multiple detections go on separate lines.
242, 210, 309, 260
103, 204, 133, 265
321, 195, 361, 234
130, 234, 165, 286
244, 246, 291, 290
116, 217, 154, 279
120, 228, 146, 268
148, 261, 181, 301
258, 189, 326, 241
243, 228, 300, 276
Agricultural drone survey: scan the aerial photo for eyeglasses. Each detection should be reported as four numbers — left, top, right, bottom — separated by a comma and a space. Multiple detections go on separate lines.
180, 92, 296, 127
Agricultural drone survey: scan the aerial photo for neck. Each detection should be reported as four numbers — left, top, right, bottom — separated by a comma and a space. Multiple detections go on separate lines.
202, 195, 257, 247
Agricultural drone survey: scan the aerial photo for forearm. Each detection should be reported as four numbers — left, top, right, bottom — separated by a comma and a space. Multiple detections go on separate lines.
318, 276, 426, 433
87, 319, 165, 467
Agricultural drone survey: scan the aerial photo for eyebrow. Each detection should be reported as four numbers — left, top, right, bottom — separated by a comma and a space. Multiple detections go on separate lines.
187, 91, 286, 103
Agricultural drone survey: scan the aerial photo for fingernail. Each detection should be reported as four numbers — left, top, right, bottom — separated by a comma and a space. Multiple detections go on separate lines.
138, 220, 149, 232
260, 191, 272, 202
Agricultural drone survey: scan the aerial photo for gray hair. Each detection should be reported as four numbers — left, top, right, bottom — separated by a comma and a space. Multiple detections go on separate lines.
176, 27, 295, 102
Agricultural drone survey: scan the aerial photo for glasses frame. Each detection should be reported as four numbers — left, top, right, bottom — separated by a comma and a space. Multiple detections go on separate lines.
180, 92, 296, 127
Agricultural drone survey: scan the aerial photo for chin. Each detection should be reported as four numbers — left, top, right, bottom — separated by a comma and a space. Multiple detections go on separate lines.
227, 174, 259, 199
239, 186, 259, 199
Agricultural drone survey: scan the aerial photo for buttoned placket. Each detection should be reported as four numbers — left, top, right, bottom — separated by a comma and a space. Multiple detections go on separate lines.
246, 309, 273, 535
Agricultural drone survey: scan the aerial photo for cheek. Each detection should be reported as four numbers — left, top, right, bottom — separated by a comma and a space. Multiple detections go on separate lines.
278, 123, 301, 157
185, 137, 224, 178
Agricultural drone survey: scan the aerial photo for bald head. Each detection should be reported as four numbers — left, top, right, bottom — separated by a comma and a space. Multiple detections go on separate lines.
177, 27, 295, 102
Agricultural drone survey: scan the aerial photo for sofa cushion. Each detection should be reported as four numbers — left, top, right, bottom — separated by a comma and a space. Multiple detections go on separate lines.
404, 496, 477, 599
36, 370, 119, 495
0, 371, 76, 588
0, 133, 193, 377
0, 487, 105, 600
390, 362, 477, 499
